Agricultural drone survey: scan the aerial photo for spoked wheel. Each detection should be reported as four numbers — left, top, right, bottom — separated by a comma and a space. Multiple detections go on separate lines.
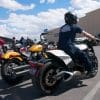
1, 59, 24, 85
43, 67, 60, 88
32, 61, 62, 94
4, 63, 17, 79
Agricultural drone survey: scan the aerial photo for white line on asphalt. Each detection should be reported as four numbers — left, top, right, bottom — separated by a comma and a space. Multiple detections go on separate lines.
83, 80, 100, 100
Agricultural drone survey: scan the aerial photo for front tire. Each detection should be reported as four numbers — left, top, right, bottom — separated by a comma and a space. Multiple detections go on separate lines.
91, 55, 98, 77
1, 59, 24, 85
87, 49, 98, 78
32, 61, 62, 94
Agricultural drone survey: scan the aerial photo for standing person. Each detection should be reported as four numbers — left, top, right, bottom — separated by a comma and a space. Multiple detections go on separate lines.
12, 37, 16, 50
57, 12, 97, 76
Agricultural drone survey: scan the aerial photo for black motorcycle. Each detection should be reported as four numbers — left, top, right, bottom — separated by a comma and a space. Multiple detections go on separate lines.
30, 37, 100, 94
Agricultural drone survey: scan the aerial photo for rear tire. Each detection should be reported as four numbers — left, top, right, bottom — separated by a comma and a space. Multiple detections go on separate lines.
32, 61, 62, 94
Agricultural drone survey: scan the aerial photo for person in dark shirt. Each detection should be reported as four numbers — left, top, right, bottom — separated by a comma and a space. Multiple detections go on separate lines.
58, 12, 97, 76
12, 37, 16, 50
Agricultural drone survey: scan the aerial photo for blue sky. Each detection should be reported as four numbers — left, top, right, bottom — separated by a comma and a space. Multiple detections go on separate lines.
0, 0, 100, 40
0, 0, 70, 18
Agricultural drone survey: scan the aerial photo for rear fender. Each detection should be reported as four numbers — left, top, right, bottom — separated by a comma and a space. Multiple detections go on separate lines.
2, 51, 23, 61
46, 52, 70, 67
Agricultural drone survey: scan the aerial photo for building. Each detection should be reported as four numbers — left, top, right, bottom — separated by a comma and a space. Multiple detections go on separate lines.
0, 36, 13, 43
45, 8, 100, 43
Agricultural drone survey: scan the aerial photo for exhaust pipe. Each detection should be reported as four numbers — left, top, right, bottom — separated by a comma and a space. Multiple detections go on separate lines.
55, 71, 81, 82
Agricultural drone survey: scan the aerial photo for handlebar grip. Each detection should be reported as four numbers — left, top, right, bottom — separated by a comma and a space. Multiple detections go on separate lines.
95, 38, 100, 42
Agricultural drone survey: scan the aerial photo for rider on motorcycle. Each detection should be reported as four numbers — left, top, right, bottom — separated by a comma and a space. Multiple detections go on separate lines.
57, 12, 97, 76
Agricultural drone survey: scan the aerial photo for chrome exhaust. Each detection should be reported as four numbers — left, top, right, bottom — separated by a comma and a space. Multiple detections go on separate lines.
55, 71, 81, 82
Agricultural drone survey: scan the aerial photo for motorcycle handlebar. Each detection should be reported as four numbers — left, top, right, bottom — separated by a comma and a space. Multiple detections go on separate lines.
95, 38, 100, 42
75, 37, 100, 46
94, 38, 100, 46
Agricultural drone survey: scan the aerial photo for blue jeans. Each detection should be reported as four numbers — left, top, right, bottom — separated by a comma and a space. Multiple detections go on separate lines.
63, 44, 93, 71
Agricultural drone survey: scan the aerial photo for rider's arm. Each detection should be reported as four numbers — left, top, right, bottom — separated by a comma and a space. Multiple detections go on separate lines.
82, 30, 96, 40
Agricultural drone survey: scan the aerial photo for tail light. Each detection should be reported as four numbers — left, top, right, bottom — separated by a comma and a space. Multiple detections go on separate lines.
28, 61, 44, 68
28, 61, 44, 76
28, 61, 37, 68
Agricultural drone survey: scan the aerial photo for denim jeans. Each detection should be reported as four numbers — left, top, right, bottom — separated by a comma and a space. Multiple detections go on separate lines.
63, 44, 93, 71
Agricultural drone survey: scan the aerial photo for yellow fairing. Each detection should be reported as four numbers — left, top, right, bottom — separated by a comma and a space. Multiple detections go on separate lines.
2, 51, 23, 61
29, 44, 43, 52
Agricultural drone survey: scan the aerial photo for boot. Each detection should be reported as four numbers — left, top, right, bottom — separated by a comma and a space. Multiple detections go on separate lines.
86, 69, 95, 78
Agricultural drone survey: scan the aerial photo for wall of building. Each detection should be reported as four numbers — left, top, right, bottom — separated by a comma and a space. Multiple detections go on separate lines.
79, 9, 100, 35
46, 9, 100, 43
45, 28, 59, 43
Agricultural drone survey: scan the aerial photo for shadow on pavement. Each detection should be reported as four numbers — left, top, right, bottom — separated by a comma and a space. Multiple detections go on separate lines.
52, 79, 87, 96
0, 76, 88, 100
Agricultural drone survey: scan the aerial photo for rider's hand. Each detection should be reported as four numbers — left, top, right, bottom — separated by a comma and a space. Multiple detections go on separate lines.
93, 37, 100, 45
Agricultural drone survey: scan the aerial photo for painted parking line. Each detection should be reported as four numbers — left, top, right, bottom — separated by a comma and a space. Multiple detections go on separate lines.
83, 80, 100, 100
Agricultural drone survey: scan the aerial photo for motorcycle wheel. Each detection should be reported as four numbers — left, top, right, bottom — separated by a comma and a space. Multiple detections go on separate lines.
1, 59, 24, 85
32, 61, 62, 94
90, 55, 98, 77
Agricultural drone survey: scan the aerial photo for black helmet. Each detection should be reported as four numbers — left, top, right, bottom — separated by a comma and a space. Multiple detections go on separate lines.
64, 12, 77, 25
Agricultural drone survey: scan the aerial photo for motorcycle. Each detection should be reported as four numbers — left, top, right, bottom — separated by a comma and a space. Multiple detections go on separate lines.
0, 42, 45, 85
30, 37, 100, 94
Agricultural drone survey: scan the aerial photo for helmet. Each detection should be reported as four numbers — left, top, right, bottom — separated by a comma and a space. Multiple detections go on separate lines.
64, 12, 77, 25
13, 37, 15, 39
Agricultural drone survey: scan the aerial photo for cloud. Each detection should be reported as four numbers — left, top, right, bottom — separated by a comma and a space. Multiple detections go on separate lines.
70, 0, 100, 17
1, 0, 100, 40
0, 8, 67, 40
0, 25, 10, 37
40, 0, 56, 4
40, 0, 45, 3
0, 0, 35, 11
47, 0, 56, 3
